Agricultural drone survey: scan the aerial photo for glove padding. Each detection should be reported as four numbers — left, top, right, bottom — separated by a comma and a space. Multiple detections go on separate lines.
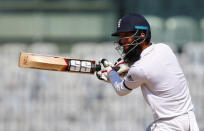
96, 59, 113, 83
96, 58, 129, 83
113, 58, 129, 78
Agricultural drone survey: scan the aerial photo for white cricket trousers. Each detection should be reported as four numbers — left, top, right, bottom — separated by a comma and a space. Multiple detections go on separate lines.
146, 111, 199, 131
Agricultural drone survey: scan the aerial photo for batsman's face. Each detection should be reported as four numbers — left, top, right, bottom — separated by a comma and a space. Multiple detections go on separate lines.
119, 32, 134, 51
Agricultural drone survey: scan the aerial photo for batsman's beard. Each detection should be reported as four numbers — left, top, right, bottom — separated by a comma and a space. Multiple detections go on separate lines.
123, 43, 143, 65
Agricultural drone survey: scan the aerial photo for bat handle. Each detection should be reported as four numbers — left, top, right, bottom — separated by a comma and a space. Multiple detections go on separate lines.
95, 64, 101, 72
94, 64, 120, 72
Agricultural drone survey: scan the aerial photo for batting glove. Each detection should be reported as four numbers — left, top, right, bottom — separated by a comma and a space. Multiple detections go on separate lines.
96, 59, 113, 83
113, 58, 129, 78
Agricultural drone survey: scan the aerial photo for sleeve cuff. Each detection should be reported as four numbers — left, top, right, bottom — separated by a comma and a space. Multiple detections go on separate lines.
123, 80, 132, 90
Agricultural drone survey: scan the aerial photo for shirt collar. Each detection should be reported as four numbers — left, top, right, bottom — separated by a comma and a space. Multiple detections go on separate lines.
140, 44, 154, 58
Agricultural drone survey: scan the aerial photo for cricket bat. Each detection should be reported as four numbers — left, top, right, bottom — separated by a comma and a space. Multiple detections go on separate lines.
19, 52, 101, 74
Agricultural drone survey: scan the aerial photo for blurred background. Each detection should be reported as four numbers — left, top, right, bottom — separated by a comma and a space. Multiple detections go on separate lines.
0, 0, 204, 131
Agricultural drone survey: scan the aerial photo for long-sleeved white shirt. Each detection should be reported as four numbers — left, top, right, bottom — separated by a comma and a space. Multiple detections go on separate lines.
109, 43, 193, 121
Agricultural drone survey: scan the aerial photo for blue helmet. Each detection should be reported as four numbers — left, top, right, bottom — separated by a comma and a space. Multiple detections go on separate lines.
112, 13, 151, 41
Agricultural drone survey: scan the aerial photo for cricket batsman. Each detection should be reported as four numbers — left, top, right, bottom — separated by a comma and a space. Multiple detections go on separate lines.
96, 13, 200, 131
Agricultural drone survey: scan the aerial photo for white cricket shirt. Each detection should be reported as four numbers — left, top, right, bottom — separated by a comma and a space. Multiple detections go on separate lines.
110, 43, 194, 121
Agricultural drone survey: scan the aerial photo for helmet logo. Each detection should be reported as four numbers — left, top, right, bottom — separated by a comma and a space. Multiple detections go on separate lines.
117, 19, 122, 28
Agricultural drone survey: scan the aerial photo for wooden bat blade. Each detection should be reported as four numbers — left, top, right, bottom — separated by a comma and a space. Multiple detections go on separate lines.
19, 52, 96, 74
19, 52, 67, 71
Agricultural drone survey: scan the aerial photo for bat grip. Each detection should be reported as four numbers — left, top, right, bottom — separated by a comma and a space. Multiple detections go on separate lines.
95, 64, 101, 72
94, 64, 120, 72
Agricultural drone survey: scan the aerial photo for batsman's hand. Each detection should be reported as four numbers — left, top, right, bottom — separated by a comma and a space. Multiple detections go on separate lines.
96, 59, 113, 83
113, 58, 129, 78
96, 58, 129, 82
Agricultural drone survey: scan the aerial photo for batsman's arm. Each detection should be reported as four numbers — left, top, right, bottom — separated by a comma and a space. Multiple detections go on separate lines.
108, 65, 146, 96
109, 70, 132, 96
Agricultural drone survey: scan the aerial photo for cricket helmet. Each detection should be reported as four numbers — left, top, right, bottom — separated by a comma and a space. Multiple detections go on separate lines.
112, 13, 151, 37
